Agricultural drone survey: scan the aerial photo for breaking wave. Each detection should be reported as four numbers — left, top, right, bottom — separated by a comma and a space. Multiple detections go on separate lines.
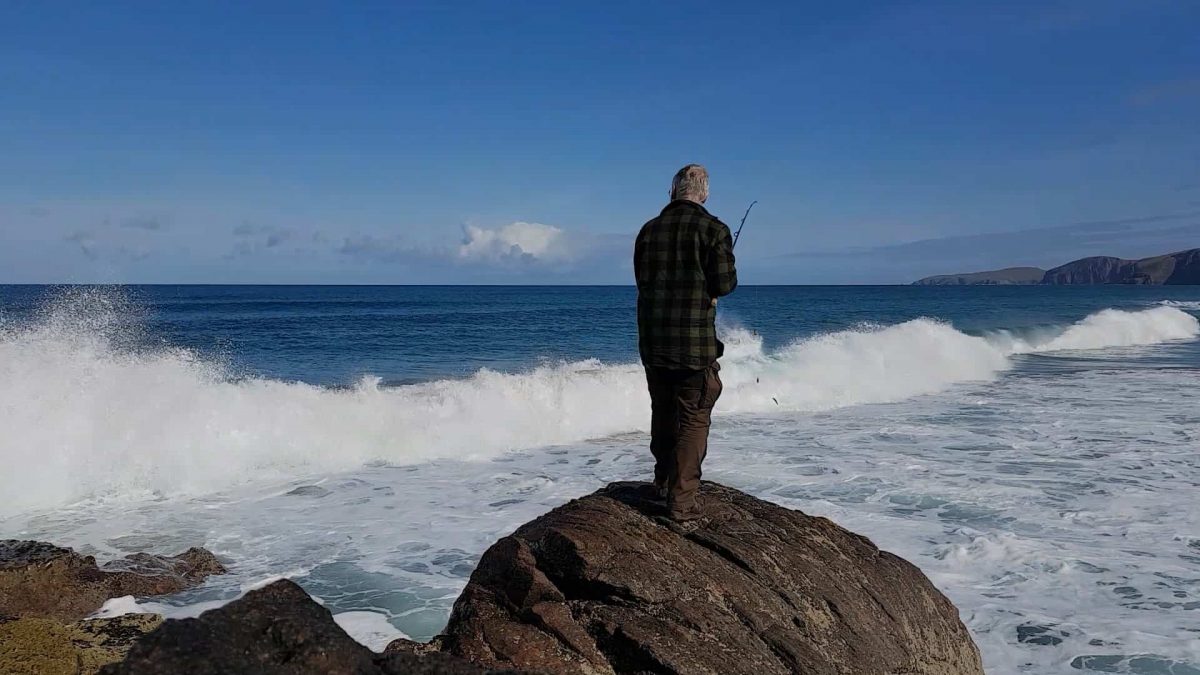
0, 290, 1195, 516
1158, 299, 1200, 310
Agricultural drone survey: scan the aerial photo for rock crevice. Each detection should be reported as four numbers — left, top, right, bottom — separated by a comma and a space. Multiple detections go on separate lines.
424, 481, 983, 675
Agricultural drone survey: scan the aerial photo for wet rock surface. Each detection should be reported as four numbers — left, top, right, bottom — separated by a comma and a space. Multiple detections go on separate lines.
22, 482, 983, 674
424, 481, 984, 675
103, 579, 514, 675
0, 540, 225, 622
1016, 623, 1070, 647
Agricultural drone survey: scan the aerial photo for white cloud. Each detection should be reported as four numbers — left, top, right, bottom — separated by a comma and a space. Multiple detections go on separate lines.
458, 222, 571, 263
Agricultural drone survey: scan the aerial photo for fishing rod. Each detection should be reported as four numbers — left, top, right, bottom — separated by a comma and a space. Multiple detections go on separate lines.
729, 200, 773, 402
732, 200, 757, 248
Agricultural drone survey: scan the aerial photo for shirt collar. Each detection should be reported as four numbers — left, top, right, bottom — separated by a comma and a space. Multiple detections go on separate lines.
661, 199, 709, 216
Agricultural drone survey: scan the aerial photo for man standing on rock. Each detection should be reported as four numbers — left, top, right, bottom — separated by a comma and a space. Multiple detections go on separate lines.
634, 164, 738, 522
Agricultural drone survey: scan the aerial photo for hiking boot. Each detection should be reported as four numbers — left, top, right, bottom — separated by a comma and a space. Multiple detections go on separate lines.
653, 480, 668, 501
667, 497, 704, 523
654, 512, 705, 534
637, 482, 668, 502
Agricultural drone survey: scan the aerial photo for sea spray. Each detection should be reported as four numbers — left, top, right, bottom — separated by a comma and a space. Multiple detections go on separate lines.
1018, 306, 1199, 352
0, 291, 1196, 517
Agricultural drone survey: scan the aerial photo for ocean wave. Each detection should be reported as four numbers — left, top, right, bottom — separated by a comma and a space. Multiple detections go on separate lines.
988, 306, 1200, 353
0, 290, 1196, 517
1158, 299, 1200, 310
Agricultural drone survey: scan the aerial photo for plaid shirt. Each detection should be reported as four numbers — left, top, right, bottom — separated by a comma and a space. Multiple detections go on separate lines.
634, 200, 738, 369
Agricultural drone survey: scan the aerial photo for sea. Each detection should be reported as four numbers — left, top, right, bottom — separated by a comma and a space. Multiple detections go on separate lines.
1, 284, 1199, 674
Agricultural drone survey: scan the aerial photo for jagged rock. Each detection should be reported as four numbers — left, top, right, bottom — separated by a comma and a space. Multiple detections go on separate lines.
103, 579, 513, 675
0, 613, 162, 675
424, 482, 983, 675
72, 614, 166, 673
0, 540, 225, 622
384, 637, 445, 657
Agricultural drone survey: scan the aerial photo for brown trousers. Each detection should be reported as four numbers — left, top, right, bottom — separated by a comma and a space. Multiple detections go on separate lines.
645, 362, 723, 517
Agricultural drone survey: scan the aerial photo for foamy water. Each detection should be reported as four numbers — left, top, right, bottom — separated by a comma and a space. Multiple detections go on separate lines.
1, 293, 1194, 517
1, 288, 1199, 674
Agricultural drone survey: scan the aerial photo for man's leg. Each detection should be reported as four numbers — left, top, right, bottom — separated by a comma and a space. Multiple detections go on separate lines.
645, 367, 678, 495
667, 363, 723, 519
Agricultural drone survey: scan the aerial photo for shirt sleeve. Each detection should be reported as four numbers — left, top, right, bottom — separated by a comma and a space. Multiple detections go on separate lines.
705, 222, 738, 298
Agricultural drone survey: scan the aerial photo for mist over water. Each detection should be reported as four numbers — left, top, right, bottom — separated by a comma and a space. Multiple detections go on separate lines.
2, 285, 1199, 674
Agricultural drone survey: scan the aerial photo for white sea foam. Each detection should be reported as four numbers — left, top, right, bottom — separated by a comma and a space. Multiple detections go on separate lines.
1017, 306, 1200, 352
36, 364, 1200, 672
95, 585, 409, 651
0, 291, 1195, 517
1158, 299, 1200, 310
332, 612, 411, 651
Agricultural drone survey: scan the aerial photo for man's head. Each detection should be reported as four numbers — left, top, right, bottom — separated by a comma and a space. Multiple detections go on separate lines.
670, 164, 709, 204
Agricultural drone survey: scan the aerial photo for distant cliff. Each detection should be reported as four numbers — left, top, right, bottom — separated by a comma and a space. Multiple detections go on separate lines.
913, 267, 1045, 286
1043, 249, 1200, 285
914, 248, 1200, 285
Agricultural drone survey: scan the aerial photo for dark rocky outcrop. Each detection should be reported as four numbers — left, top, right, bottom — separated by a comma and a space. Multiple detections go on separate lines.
419, 482, 983, 675
914, 266, 1045, 286
0, 540, 224, 674
83, 482, 981, 674
0, 540, 225, 622
914, 247, 1200, 285
1041, 255, 1130, 284
0, 613, 163, 675
102, 579, 512, 675
1042, 248, 1200, 285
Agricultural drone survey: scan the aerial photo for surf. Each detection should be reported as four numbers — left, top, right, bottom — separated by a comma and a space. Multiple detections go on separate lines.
0, 289, 1196, 517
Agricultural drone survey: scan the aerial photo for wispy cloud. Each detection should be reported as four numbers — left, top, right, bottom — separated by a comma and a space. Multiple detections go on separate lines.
226, 222, 307, 257
62, 229, 152, 262
57, 210, 172, 265
121, 215, 170, 231
64, 230, 98, 260
325, 221, 624, 278
335, 234, 430, 263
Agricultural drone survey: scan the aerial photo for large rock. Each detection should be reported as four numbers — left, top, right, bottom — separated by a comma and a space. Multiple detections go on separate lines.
0, 613, 162, 675
427, 482, 983, 675
0, 540, 225, 622
103, 579, 512, 675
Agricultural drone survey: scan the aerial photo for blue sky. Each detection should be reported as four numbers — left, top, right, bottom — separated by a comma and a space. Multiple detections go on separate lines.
1, 1, 1197, 284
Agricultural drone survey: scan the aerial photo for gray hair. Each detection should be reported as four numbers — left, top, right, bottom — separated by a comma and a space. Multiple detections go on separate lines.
670, 164, 709, 203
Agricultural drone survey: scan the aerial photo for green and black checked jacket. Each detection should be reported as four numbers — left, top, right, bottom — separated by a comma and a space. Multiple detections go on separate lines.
635, 200, 738, 370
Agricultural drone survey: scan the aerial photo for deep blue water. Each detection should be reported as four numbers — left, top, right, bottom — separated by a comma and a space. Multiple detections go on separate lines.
4, 284, 1200, 385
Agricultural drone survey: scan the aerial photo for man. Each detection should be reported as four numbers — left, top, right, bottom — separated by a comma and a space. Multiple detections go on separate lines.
634, 164, 738, 522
